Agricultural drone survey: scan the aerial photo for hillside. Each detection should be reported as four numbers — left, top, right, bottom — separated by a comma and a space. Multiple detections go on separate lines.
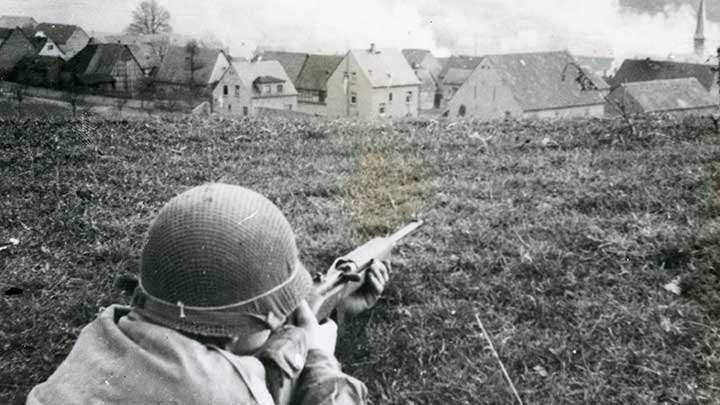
1, 115, 719, 404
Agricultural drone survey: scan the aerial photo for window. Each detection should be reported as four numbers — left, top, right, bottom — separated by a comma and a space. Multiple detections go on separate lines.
350, 92, 357, 104
286, 104, 293, 110
379, 103, 386, 114
243, 106, 249, 116
351, 72, 357, 83
406, 91, 412, 103
458, 105, 466, 117
223, 85, 228, 95
263, 85, 271, 94
228, 104, 232, 112
235, 85, 240, 97
389, 92, 393, 102
48, 44, 54, 50
277, 84, 284, 93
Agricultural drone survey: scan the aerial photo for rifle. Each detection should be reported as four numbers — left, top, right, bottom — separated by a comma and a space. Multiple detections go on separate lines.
309, 220, 424, 321
267, 220, 424, 405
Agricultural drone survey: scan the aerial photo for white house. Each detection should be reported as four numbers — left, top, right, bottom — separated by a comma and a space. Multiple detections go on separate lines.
326, 45, 421, 120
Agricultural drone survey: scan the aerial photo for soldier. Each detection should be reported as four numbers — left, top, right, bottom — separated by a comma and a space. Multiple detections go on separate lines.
27, 183, 389, 404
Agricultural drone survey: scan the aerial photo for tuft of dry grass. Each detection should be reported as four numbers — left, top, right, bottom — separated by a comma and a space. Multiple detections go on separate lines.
345, 147, 422, 236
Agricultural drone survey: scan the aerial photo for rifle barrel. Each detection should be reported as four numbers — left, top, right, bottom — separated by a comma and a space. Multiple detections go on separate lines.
388, 220, 424, 244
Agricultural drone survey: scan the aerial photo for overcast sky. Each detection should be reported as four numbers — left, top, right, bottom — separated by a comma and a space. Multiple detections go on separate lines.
2, 0, 716, 59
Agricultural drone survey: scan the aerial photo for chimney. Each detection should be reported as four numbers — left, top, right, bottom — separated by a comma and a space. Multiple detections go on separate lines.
369, 43, 376, 53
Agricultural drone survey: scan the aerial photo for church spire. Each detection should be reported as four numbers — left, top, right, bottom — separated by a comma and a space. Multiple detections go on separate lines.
694, 0, 706, 58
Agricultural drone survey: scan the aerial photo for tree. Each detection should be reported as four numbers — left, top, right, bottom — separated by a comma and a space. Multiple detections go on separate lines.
126, 0, 172, 35
147, 34, 171, 65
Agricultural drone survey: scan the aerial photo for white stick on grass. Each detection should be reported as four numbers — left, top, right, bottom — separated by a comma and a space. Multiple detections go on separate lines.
475, 313, 525, 405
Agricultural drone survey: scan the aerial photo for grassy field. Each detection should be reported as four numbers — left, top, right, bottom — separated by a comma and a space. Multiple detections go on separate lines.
1, 115, 719, 404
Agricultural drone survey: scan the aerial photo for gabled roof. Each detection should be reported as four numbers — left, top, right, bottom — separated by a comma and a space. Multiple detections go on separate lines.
0, 28, 12, 42
64, 43, 138, 76
611, 58, 716, 90
233, 60, 298, 96
296, 54, 343, 91
350, 48, 420, 88
126, 44, 159, 70
402, 49, 431, 68
154, 45, 227, 85
32, 23, 83, 45
0, 16, 36, 29
485, 50, 607, 111
414, 67, 437, 91
0, 28, 37, 70
256, 51, 308, 83
618, 77, 716, 112
439, 55, 484, 85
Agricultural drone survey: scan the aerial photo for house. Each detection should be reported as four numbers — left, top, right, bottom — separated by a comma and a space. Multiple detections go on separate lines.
93, 33, 176, 74
30, 23, 89, 60
63, 43, 144, 95
611, 58, 718, 94
154, 45, 246, 114
445, 51, 608, 120
326, 45, 421, 120
402, 49, 443, 110
437, 55, 484, 107
294, 54, 343, 115
12, 55, 63, 87
0, 28, 37, 75
606, 77, 716, 116
233, 60, 298, 114
0, 16, 37, 30
257, 51, 342, 115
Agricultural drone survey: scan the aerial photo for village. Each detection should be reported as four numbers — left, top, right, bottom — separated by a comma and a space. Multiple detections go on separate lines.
0, 0, 718, 120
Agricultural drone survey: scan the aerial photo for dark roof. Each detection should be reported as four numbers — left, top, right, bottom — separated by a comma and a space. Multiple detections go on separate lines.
65, 43, 137, 76
445, 55, 484, 70
296, 54, 343, 91
0, 28, 37, 70
257, 51, 308, 83
154, 45, 226, 85
12, 55, 63, 72
254, 75, 285, 84
611, 58, 716, 90
439, 55, 484, 85
618, 78, 716, 112
402, 49, 431, 68
486, 50, 607, 111
33, 23, 82, 45
0, 28, 12, 41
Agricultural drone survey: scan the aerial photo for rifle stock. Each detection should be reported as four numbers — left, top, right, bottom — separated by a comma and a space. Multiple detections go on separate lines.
309, 220, 424, 320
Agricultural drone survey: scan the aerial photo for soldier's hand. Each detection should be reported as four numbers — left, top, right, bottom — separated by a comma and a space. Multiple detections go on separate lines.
294, 300, 337, 354
340, 259, 390, 317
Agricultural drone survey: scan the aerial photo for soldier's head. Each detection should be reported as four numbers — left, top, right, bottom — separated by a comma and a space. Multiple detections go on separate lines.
132, 183, 313, 352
